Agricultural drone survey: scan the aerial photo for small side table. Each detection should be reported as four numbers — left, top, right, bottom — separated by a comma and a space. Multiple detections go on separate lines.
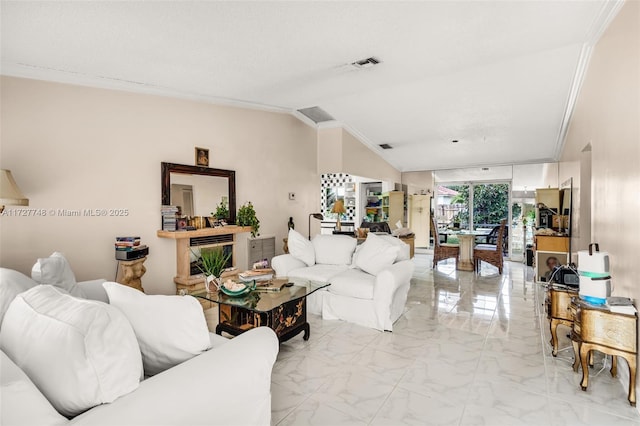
570, 297, 637, 406
116, 257, 147, 292
546, 284, 578, 356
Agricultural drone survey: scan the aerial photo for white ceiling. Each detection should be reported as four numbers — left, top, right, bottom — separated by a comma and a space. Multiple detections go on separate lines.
1, 1, 622, 172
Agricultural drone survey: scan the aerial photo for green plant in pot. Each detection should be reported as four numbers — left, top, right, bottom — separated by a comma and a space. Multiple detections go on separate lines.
192, 247, 231, 292
237, 201, 260, 238
212, 200, 229, 222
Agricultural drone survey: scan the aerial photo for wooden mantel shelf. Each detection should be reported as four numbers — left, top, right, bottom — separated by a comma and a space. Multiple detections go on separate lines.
157, 225, 252, 288
157, 225, 252, 239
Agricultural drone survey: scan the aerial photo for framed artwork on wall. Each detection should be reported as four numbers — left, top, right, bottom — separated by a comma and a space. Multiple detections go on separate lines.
536, 250, 569, 282
195, 147, 209, 167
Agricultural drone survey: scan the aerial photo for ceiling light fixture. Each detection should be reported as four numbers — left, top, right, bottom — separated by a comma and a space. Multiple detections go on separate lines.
379, 143, 393, 150
451, 140, 459, 143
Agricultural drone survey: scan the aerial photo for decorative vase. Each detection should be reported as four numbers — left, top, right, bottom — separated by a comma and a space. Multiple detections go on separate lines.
204, 274, 220, 293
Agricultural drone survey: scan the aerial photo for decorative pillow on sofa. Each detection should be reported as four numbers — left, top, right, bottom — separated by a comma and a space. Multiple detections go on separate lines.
103, 282, 212, 376
312, 234, 357, 265
355, 232, 400, 275
0, 268, 37, 328
0, 285, 143, 418
288, 229, 315, 266
31, 252, 84, 298
379, 235, 411, 261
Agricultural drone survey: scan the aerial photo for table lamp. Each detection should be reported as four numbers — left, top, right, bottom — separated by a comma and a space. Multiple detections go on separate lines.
308, 213, 323, 240
0, 169, 29, 213
331, 199, 346, 231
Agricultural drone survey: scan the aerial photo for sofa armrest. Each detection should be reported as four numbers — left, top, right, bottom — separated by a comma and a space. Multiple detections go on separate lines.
272, 254, 306, 277
71, 327, 279, 426
373, 260, 414, 305
77, 279, 108, 303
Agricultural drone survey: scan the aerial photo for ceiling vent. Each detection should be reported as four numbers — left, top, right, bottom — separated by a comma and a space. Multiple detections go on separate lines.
351, 56, 382, 69
297, 106, 335, 124
379, 143, 393, 150
298, 107, 335, 124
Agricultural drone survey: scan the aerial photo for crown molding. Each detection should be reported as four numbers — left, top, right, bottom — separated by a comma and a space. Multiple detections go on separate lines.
553, 0, 626, 160
0, 62, 292, 115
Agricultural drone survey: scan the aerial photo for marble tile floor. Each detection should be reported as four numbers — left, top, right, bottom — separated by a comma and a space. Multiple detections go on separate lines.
271, 254, 640, 425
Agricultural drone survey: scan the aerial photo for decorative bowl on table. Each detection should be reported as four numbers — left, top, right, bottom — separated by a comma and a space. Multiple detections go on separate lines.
219, 279, 255, 297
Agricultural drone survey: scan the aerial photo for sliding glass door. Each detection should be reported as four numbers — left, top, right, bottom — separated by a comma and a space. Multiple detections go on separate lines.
436, 181, 512, 257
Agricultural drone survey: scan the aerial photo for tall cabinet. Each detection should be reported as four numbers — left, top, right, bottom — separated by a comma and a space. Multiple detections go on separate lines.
381, 191, 405, 228
408, 194, 430, 248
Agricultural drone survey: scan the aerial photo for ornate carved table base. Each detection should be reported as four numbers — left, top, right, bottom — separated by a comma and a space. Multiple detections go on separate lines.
570, 297, 637, 406
116, 257, 147, 292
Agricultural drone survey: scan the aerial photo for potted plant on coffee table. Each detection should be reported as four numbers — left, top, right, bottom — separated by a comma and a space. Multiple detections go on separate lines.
193, 247, 231, 292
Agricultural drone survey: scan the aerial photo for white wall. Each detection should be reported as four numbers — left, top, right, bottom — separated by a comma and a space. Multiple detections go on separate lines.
0, 76, 319, 294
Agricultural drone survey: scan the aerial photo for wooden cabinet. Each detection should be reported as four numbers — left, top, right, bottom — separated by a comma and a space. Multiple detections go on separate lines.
408, 194, 430, 248
381, 191, 405, 228
535, 235, 570, 252
248, 236, 275, 268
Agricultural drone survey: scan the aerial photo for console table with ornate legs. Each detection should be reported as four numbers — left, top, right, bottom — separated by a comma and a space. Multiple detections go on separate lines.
569, 297, 638, 406
545, 285, 578, 356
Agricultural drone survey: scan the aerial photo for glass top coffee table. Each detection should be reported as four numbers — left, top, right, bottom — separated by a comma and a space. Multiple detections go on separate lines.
191, 277, 329, 343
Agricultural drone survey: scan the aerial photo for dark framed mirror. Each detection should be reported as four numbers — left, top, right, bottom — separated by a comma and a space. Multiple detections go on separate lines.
161, 162, 236, 224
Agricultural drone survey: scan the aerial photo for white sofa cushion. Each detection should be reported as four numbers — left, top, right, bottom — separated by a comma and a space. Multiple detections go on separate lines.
312, 234, 357, 265
355, 233, 400, 275
103, 282, 212, 376
1, 350, 68, 426
287, 229, 315, 266
288, 264, 349, 283
0, 285, 142, 418
31, 251, 84, 297
0, 268, 37, 329
328, 269, 376, 300
379, 235, 411, 261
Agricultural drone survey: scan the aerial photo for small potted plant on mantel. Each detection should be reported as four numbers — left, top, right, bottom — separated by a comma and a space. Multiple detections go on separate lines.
193, 247, 231, 292
237, 201, 260, 238
211, 199, 230, 226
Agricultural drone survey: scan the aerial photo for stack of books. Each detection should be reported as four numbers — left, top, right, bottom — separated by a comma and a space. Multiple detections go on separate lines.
115, 236, 149, 260
606, 297, 637, 315
161, 205, 179, 231
239, 268, 274, 282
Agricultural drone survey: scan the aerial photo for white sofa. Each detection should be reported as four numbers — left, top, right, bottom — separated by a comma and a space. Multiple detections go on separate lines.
272, 231, 415, 331
0, 265, 279, 426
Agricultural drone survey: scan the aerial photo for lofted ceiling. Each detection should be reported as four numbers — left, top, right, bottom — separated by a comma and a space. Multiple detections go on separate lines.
0, 1, 622, 172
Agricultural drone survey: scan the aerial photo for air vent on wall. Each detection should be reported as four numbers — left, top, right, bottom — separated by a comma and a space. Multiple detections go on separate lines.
379, 143, 393, 150
351, 57, 382, 69
297, 106, 335, 124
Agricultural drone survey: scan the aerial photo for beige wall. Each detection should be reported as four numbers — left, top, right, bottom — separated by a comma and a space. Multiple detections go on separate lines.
341, 129, 401, 185
561, 0, 639, 393
0, 76, 319, 294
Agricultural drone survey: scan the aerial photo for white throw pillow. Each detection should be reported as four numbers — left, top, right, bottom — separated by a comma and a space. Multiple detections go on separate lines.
355, 232, 400, 275
0, 285, 142, 418
379, 235, 411, 261
287, 229, 315, 267
0, 268, 37, 328
312, 235, 357, 265
31, 252, 84, 297
103, 282, 212, 376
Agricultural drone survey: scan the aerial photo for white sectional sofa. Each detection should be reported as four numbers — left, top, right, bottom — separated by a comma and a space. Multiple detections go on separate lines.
0, 255, 278, 426
272, 231, 415, 331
